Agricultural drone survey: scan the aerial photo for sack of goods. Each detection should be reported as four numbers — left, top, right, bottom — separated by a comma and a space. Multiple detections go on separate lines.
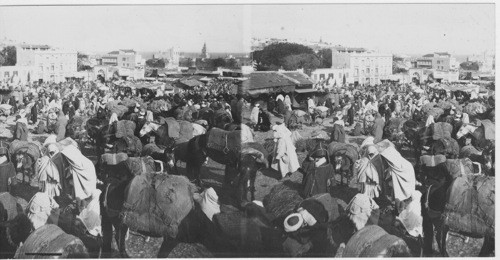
444, 175, 495, 237
122, 174, 195, 238
343, 225, 411, 257
263, 183, 302, 220
15, 224, 88, 258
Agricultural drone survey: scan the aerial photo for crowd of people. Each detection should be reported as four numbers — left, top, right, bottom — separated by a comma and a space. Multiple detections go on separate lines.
0, 76, 495, 257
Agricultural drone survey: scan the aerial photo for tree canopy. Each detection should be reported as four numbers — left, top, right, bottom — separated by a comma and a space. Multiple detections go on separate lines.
460, 61, 479, 71
252, 42, 331, 72
316, 48, 332, 68
146, 58, 166, 68
282, 53, 320, 73
0, 46, 16, 66
77, 52, 92, 71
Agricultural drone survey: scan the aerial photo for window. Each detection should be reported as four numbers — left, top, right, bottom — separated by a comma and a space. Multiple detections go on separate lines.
123, 58, 126, 61
366, 68, 370, 74
60, 64, 63, 70
375, 68, 379, 74
4, 72, 9, 78
51, 64, 55, 71
13, 71, 18, 76
355, 69, 359, 76
320, 74, 325, 80
328, 73, 334, 79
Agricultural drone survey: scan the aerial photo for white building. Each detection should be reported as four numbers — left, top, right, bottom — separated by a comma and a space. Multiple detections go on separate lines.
0, 66, 35, 85
102, 49, 144, 69
153, 47, 180, 68
331, 48, 393, 86
310, 68, 352, 87
95, 49, 145, 80
16, 44, 77, 83
409, 68, 459, 84
311, 47, 392, 87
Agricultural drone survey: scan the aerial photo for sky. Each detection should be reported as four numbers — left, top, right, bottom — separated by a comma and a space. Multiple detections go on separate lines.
0, 5, 248, 53
251, 4, 495, 55
0, 3, 495, 55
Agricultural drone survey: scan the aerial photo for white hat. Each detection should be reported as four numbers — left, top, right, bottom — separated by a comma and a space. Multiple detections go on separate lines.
367, 145, 378, 157
284, 213, 304, 232
255, 103, 260, 107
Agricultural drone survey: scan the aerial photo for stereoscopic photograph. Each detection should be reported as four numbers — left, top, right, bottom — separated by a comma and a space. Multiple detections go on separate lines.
0, 1, 495, 258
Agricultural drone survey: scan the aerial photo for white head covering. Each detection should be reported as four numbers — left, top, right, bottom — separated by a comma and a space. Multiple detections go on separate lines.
361, 136, 375, 149
425, 115, 435, 127
298, 208, 317, 226
109, 113, 119, 125
462, 112, 470, 124
27, 192, 59, 230
284, 213, 304, 232
272, 123, 292, 140
396, 190, 423, 237
195, 187, 220, 221
146, 110, 154, 122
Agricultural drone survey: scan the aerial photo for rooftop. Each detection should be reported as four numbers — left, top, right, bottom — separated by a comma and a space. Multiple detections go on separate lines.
333, 47, 367, 53
19, 44, 50, 49
242, 71, 313, 91
108, 49, 137, 55
281, 71, 314, 86
423, 52, 451, 58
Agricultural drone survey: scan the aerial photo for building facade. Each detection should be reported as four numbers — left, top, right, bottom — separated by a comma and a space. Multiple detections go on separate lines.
310, 68, 352, 87
153, 47, 180, 68
103, 49, 144, 69
416, 52, 458, 71
409, 68, 459, 84
16, 44, 77, 83
0, 66, 35, 85
330, 48, 392, 86
95, 49, 145, 80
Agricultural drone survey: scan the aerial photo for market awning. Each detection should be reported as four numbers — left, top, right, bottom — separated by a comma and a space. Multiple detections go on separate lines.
244, 85, 295, 95
295, 88, 318, 93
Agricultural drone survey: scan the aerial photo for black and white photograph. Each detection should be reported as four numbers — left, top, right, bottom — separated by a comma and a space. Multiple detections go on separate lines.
0, 1, 496, 258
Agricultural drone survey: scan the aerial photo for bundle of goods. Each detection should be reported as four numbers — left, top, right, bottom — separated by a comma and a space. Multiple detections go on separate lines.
15, 224, 89, 258
122, 174, 195, 238
463, 102, 487, 116
121, 97, 137, 108
148, 99, 171, 114
443, 158, 476, 179
115, 120, 136, 139
0, 192, 21, 222
444, 175, 494, 237
176, 120, 194, 144
206, 128, 241, 165
343, 225, 411, 257
121, 96, 145, 108
0, 104, 12, 116
422, 102, 444, 119
106, 100, 129, 118
436, 100, 462, 112
8, 140, 41, 162
328, 142, 359, 163
263, 182, 303, 220
314, 106, 330, 118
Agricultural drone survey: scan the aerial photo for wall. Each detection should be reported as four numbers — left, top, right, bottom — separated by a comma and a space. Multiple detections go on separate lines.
331, 51, 351, 69
0, 66, 35, 84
